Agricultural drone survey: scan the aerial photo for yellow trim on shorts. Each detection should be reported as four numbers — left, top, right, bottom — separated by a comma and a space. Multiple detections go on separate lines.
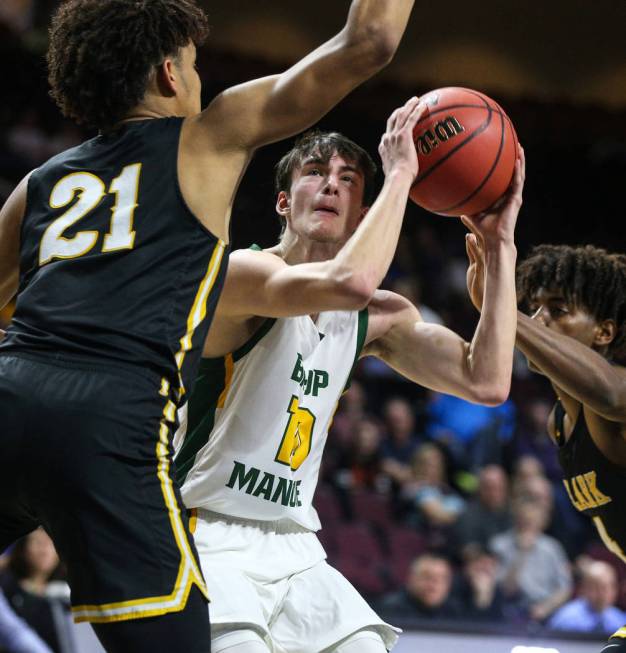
71, 388, 209, 623
612, 626, 626, 639
216, 353, 234, 408
189, 508, 198, 535
174, 240, 226, 396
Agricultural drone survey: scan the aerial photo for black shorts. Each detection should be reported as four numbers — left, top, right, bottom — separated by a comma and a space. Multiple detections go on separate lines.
0, 353, 208, 625
602, 629, 626, 652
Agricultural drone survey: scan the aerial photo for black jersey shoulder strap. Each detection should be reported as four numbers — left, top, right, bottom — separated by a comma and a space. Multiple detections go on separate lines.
553, 399, 567, 447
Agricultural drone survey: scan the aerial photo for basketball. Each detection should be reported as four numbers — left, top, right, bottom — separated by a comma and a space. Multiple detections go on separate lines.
410, 87, 518, 216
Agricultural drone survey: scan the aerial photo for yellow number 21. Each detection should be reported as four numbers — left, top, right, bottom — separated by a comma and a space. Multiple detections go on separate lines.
39, 163, 141, 266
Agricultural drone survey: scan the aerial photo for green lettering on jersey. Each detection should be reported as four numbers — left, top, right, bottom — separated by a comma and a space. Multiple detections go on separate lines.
225, 461, 304, 509
252, 472, 276, 500
225, 461, 260, 494
271, 477, 292, 505
289, 353, 330, 396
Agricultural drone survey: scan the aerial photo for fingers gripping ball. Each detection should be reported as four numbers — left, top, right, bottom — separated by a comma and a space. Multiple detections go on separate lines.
410, 87, 518, 216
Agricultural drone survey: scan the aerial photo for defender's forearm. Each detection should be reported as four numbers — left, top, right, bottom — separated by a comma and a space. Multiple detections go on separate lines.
517, 312, 626, 419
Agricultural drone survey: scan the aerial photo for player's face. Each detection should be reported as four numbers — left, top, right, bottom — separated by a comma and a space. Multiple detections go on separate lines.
284, 153, 367, 244
175, 42, 202, 116
529, 287, 601, 347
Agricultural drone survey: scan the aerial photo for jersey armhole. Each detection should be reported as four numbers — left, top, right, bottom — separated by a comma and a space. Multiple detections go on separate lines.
342, 307, 369, 393
554, 400, 567, 447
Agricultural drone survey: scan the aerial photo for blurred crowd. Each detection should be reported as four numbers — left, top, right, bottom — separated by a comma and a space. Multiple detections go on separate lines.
316, 378, 626, 637
2, 3, 626, 650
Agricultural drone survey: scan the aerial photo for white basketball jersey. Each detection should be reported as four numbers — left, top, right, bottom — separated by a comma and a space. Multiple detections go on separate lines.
174, 309, 368, 531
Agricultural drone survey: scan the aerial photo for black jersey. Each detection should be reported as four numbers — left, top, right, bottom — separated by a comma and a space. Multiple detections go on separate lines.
555, 400, 626, 562
0, 118, 228, 398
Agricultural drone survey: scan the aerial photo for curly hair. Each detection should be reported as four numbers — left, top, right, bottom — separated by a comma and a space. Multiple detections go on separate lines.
47, 0, 209, 131
517, 244, 626, 361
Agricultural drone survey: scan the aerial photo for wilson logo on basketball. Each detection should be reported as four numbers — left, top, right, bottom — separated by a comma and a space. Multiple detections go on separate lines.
415, 116, 465, 156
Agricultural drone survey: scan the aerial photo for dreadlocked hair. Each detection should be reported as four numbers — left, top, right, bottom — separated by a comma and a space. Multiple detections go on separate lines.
47, 0, 209, 131
517, 244, 626, 361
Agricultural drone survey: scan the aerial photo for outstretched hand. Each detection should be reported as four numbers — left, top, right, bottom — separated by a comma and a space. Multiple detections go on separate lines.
463, 144, 525, 311
378, 96, 427, 182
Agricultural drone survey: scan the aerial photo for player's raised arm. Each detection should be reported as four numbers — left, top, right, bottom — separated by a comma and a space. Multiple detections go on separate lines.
0, 174, 29, 311
217, 99, 426, 319
467, 233, 626, 422
363, 150, 524, 406
191, 1, 415, 150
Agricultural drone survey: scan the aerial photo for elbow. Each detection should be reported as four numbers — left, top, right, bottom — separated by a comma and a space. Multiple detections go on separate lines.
331, 266, 377, 310
471, 380, 511, 407
347, 25, 399, 72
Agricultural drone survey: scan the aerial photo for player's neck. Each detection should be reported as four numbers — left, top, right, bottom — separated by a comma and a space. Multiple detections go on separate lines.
273, 233, 341, 265
120, 95, 189, 124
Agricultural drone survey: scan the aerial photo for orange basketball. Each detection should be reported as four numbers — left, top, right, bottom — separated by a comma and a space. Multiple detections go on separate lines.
410, 87, 518, 216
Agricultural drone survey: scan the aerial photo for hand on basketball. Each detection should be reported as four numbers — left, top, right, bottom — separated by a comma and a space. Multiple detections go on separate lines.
460, 144, 525, 248
463, 145, 525, 311
378, 97, 427, 182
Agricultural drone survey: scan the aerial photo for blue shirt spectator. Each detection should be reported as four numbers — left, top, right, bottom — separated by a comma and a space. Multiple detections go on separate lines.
548, 561, 626, 635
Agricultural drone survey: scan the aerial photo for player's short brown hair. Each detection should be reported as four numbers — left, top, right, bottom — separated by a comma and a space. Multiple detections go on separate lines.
275, 131, 377, 204
274, 131, 377, 237
517, 244, 626, 361
47, 0, 209, 131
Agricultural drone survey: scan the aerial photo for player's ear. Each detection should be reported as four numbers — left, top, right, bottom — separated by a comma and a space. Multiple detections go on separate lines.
593, 319, 616, 349
276, 191, 291, 219
155, 57, 178, 97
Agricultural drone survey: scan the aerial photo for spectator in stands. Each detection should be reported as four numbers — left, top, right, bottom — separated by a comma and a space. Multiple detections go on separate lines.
511, 454, 545, 490
378, 553, 462, 620
0, 529, 67, 653
425, 391, 516, 471
454, 545, 506, 621
335, 416, 384, 491
548, 561, 626, 635
330, 380, 368, 450
0, 588, 53, 653
402, 443, 465, 545
490, 498, 572, 622
510, 399, 562, 482
513, 464, 589, 559
380, 397, 421, 486
452, 465, 511, 559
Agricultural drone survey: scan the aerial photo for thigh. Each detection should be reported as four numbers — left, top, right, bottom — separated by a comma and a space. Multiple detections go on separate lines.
0, 356, 40, 552
92, 585, 211, 653
9, 358, 208, 623
271, 561, 399, 653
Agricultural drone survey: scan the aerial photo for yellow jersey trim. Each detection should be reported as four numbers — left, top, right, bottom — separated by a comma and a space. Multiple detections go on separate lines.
175, 240, 226, 395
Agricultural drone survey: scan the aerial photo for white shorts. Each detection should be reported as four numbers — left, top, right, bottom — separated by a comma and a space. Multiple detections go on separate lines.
193, 509, 399, 653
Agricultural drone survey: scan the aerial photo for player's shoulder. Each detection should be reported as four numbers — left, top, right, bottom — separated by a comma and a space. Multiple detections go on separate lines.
367, 289, 421, 320
228, 246, 286, 273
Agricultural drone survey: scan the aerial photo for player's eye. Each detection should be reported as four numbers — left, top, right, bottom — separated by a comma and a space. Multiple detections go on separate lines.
306, 168, 322, 176
341, 175, 355, 184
